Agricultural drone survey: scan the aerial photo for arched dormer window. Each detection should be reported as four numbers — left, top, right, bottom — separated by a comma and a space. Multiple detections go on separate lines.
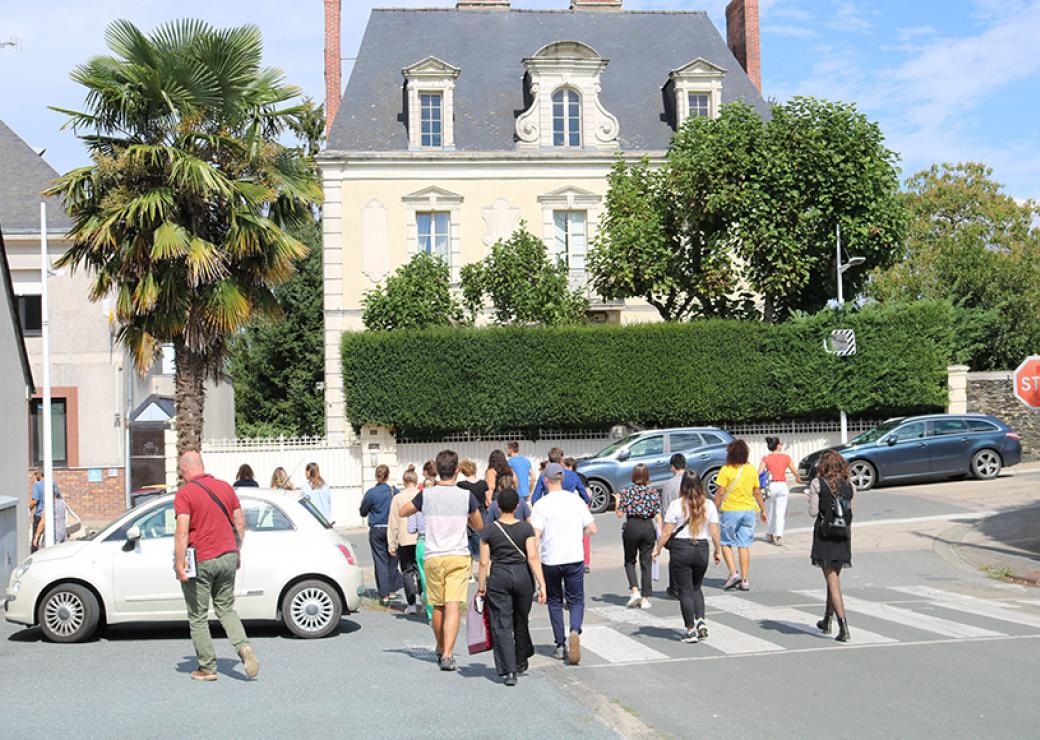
515, 40, 619, 151
552, 88, 581, 147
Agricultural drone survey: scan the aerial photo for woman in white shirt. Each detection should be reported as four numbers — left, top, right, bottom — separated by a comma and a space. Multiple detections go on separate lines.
653, 470, 721, 643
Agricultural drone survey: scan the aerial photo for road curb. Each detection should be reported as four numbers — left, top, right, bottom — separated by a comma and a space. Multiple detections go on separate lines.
934, 518, 1040, 587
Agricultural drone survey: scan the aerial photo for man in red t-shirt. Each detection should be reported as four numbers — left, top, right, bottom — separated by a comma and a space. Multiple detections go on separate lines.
174, 451, 259, 681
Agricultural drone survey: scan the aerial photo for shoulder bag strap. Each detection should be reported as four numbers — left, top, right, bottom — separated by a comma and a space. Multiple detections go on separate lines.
494, 521, 527, 561
192, 479, 238, 544
719, 464, 745, 501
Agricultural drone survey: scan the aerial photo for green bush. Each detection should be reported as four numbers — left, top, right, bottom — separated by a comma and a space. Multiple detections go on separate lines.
341, 301, 953, 437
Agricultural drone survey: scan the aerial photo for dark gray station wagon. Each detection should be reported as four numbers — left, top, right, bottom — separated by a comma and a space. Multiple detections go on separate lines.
576, 427, 734, 513
799, 414, 1022, 491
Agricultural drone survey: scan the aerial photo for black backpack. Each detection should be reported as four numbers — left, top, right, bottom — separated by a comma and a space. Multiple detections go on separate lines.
818, 479, 852, 539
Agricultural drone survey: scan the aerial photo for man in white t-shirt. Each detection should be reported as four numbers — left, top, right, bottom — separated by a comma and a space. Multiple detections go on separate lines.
531, 463, 597, 665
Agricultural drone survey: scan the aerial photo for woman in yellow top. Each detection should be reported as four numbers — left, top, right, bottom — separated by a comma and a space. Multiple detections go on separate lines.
713, 440, 767, 592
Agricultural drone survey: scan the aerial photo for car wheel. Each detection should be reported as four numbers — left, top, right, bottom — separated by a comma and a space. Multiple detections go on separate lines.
971, 449, 1002, 480
703, 469, 721, 498
849, 461, 877, 491
587, 479, 612, 514
283, 579, 342, 639
37, 583, 100, 643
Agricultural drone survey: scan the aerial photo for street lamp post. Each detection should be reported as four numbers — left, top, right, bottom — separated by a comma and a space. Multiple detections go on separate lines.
835, 223, 865, 444
40, 203, 55, 548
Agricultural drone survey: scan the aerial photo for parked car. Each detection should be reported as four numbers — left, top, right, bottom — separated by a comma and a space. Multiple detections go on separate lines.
798, 413, 1022, 491
4, 488, 363, 643
576, 427, 734, 513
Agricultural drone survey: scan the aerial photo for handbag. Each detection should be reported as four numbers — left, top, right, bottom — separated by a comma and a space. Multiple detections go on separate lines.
64, 501, 83, 538
818, 480, 851, 539
407, 511, 425, 535
466, 594, 494, 655
663, 518, 689, 552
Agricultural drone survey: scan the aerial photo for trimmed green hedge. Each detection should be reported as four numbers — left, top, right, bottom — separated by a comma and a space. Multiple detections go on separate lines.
341, 301, 953, 437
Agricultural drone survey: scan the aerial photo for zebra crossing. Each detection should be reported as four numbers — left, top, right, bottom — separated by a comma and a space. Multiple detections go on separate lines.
574, 585, 1040, 668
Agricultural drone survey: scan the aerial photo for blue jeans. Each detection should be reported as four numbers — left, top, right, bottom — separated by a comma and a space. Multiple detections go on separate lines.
543, 561, 585, 647
720, 510, 756, 548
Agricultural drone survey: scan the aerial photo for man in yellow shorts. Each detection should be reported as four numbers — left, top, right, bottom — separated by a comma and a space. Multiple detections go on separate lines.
401, 450, 484, 671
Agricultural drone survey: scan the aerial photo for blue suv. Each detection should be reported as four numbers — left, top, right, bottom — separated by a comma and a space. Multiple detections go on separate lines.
798, 413, 1022, 491
576, 427, 734, 513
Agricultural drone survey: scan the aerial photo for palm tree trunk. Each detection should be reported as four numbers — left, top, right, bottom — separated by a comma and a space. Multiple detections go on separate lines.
174, 339, 207, 457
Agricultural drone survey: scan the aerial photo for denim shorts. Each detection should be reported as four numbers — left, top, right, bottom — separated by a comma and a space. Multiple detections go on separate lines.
719, 510, 756, 548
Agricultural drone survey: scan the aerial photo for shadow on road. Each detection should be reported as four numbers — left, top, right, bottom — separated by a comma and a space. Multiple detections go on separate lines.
6, 618, 362, 644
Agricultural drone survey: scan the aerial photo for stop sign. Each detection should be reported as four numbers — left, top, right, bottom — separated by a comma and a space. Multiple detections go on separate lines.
1014, 356, 1040, 408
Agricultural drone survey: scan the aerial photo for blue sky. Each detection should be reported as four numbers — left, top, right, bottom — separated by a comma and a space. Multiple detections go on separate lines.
2, 0, 1038, 198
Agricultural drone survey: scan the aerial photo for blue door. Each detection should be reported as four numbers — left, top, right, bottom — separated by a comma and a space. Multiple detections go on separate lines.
925, 418, 972, 474
873, 421, 929, 479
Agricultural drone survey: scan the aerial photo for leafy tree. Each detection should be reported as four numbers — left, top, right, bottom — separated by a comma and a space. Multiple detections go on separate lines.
362, 252, 463, 331
47, 19, 322, 455
461, 222, 589, 325
228, 222, 324, 438
868, 163, 1040, 370
590, 98, 907, 322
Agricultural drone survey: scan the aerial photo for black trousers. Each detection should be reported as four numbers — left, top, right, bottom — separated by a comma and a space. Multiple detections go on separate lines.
670, 539, 710, 628
369, 527, 402, 598
397, 544, 421, 605
485, 561, 535, 676
622, 517, 656, 598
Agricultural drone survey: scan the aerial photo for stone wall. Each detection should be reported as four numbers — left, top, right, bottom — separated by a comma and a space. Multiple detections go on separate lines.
967, 371, 1040, 461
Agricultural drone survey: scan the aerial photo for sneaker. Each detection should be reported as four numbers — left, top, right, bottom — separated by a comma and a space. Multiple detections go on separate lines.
504, 673, 517, 686
640, 598, 652, 610
404, 604, 417, 615
238, 644, 260, 679
696, 620, 709, 640
626, 592, 642, 608
551, 645, 566, 661
681, 630, 699, 643
723, 574, 741, 590
567, 632, 582, 666
190, 669, 218, 682
774, 537, 784, 546
438, 655, 457, 672
738, 580, 750, 591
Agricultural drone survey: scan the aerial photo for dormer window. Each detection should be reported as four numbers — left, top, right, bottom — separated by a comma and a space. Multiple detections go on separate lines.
670, 58, 726, 124
516, 41, 619, 151
402, 56, 461, 150
552, 89, 582, 147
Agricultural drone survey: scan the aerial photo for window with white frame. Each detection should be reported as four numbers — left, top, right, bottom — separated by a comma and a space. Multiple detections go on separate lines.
553, 211, 587, 269
552, 89, 582, 148
416, 212, 450, 262
420, 92, 443, 147
688, 93, 711, 119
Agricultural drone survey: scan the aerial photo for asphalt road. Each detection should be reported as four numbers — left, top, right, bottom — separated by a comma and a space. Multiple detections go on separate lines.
3, 470, 1039, 739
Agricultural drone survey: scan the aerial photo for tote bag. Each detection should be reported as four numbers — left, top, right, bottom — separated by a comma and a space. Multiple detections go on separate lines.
467, 594, 493, 655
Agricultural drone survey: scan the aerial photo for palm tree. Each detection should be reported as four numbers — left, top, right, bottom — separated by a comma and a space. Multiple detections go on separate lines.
46, 19, 322, 456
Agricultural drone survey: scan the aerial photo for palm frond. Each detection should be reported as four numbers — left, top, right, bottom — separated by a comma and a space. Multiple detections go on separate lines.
151, 221, 190, 259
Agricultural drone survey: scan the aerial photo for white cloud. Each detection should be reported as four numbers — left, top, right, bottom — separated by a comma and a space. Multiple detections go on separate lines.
895, 25, 939, 42
766, 24, 817, 38
826, 1, 873, 33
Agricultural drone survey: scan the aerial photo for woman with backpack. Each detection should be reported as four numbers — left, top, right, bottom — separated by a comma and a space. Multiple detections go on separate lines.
758, 436, 801, 545
653, 470, 721, 643
809, 450, 855, 643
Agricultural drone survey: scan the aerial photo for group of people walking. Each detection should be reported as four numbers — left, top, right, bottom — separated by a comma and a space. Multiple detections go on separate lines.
233, 461, 333, 522
353, 435, 855, 685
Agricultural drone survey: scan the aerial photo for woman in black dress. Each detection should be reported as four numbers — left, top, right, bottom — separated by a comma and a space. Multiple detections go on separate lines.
477, 488, 546, 686
809, 450, 855, 642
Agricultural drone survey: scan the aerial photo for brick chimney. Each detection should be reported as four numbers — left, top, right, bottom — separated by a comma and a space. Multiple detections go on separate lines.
571, 0, 623, 8
726, 0, 761, 93
457, 1, 510, 8
324, 0, 341, 135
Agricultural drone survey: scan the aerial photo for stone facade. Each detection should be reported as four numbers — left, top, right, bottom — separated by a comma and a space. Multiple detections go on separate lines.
966, 371, 1040, 461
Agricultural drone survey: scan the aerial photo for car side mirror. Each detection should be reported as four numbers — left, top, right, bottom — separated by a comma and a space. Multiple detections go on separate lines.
617, 449, 630, 462
122, 525, 141, 552
886, 436, 898, 446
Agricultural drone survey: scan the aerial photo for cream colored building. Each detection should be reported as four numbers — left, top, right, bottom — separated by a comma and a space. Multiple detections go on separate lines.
318, 1, 767, 442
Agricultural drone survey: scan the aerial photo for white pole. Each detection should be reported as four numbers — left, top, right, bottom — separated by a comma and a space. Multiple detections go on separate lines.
124, 349, 133, 509
40, 203, 55, 548
836, 223, 848, 444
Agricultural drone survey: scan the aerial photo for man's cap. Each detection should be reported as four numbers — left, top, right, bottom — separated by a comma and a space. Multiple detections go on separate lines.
544, 462, 565, 480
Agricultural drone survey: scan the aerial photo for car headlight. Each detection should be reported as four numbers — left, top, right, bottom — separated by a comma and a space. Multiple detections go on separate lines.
13, 558, 32, 580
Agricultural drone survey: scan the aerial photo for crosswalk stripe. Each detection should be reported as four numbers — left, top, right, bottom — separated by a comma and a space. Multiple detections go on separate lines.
579, 625, 670, 663
1018, 600, 1040, 607
891, 586, 1040, 629
793, 590, 1005, 638
590, 605, 785, 654
706, 594, 897, 644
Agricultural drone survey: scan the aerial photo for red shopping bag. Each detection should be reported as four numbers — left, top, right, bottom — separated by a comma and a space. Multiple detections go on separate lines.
467, 595, 493, 655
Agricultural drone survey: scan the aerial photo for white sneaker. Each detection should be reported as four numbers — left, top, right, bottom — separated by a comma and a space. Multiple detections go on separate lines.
626, 593, 642, 608
640, 598, 652, 610
404, 604, 417, 615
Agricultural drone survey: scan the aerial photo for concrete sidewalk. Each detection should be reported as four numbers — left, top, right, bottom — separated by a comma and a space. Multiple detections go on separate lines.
938, 501, 1040, 585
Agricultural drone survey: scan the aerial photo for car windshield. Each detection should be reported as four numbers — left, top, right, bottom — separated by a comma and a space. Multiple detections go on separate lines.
297, 496, 332, 529
850, 420, 902, 445
593, 434, 639, 458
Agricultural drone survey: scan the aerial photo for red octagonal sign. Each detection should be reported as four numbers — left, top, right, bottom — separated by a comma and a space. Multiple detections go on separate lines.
1014, 356, 1040, 408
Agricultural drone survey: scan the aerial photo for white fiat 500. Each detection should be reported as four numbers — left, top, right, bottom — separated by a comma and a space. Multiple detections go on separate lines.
4, 488, 363, 642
